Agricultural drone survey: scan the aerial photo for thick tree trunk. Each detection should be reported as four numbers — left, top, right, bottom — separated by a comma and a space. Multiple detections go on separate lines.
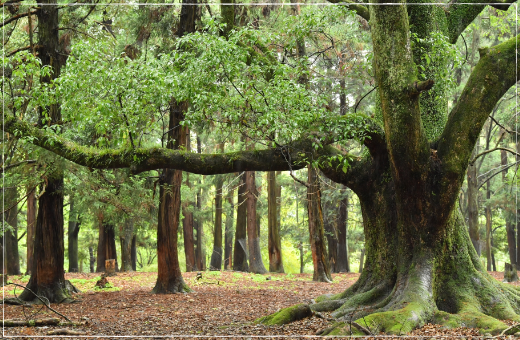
4, 186, 20, 275
96, 223, 106, 272
224, 188, 234, 270
268, 171, 284, 273
210, 174, 224, 270
152, 98, 189, 293
96, 223, 118, 272
336, 195, 349, 272
17, 0, 76, 303
245, 171, 267, 274
67, 197, 80, 273
26, 187, 36, 275
120, 219, 134, 272
233, 173, 248, 271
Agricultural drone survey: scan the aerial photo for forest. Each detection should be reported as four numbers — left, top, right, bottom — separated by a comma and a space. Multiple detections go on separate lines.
0, 0, 519, 337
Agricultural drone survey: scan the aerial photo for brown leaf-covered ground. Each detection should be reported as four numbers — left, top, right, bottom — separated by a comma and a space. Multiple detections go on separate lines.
2, 271, 518, 339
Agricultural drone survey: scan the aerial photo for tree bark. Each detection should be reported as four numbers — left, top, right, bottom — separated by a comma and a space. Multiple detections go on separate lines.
96, 223, 118, 272
336, 195, 349, 272
89, 246, 95, 273
25, 186, 36, 275
210, 174, 224, 270
67, 197, 80, 273
131, 235, 137, 271
485, 181, 492, 272
233, 172, 248, 271
152, 98, 189, 293
120, 219, 134, 272
194, 136, 205, 271
224, 188, 234, 270
467, 147, 480, 256
307, 165, 332, 282
245, 171, 267, 274
182, 130, 196, 272
323, 198, 338, 273
4, 186, 20, 275
268, 171, 284, 273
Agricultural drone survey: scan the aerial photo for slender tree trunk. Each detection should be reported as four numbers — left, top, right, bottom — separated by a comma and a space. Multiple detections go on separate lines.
307, 165, 332, 282
89, 246, 95, 273
120, 219, 134, 272
194, 136, 205, 271
210, 174, 224, 270
26, 187, 36, 275
4, 186, 20, 275
224, 188, 234, 270
486, 182, 492, 272
233, 173, 248, 271
501, 148, 516, 265
268, 171, 284, 273
299, 242, 304, 274
245, 171, 267, 274
182, 131, 196, 272
467, 147, 480, 256
337, 195, 349, 272
131, 235, 137, 271
67, 197, 80, 273
96, 222, 107, 272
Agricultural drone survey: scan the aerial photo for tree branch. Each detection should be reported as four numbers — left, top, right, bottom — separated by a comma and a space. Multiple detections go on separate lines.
438, 36, 519, 178
1, 159, 36, 172
446, 0, 516, 44
1, 10, 37, 28
326, 0, 370, 22
470, 147, 520, 165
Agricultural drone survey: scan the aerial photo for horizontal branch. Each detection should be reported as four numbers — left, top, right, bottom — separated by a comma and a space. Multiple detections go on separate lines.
2, 159, 36, 172
326, 0, 370, 22
1, 10, 37, 28
1, 114, 312, 175
470, 147, 520, 165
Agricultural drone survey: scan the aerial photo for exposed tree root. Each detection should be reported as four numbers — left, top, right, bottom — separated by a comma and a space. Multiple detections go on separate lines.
152, 279, 192, 294
256, 304, 313, 325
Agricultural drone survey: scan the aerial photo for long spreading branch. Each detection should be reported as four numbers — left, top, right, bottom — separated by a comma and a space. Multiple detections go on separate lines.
1, 10, 38, 28
470, 147, 520, 165
326, 0, 370, 22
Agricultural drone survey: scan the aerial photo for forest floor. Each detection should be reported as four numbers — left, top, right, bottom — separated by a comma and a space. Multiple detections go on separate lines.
1, 271, 518, 339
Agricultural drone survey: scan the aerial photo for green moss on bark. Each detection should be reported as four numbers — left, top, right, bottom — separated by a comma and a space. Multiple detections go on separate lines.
256, 304, 313, 325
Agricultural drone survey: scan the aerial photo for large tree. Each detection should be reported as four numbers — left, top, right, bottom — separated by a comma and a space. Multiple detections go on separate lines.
2, 0, 519, 334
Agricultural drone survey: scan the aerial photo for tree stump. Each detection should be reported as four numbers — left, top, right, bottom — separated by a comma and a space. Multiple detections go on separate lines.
105, 259, 116, 276
503, 263, 518, 283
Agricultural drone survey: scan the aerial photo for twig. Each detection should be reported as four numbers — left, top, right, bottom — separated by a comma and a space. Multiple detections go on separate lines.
4, 283, 72, 322
498, 323, 520, 337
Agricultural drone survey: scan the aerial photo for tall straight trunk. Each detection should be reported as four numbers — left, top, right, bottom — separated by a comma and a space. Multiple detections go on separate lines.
233, 173, 248, 271
339, 79, 347, 116
337, 195, 350, 272
245, 171, 267, 274
131, 235, 137, 271
485, 182, 492, 272
194, 136, 205, 271
268, 171, 284, 273
501, 148, 516, 264
467, 147, 480, 256
96, 222, 106, 272
18, 0, 74, 303
89, 246, 95, 273
323, 198, 338, 273
182, 130, 196, 272
210, 174, 224, 270
224, 188, 234, 270
25, 187, 36, 275
152, 96, 190, 293
4, 186, 20, 275
67, 197, 80, 273
307, 165, 332, 282
120, 219, 134, 272
299, 243, 304, 274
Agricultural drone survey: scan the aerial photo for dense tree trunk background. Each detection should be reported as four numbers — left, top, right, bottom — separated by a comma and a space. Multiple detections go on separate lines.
25, 187, 36, 275
210, 174, 224, 270
68, 197, 80, 273
97, 223, 118, 273
120, 219, 134, 272
336, 195, 349, 273
246, 171, 267, 274
224, 188, 234, 270
4, 186, 20, 275
268, 171, 284, 273
233, 173, 248, 271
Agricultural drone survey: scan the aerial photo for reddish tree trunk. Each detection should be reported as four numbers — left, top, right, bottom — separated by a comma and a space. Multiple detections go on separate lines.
268, 171, 284, 273
224, 188, 234, 269
26, 187, 36, 275
97, 223, 118, 272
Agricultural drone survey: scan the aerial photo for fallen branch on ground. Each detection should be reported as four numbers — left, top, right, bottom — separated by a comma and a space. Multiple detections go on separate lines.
3, 318, 60, 327
47, 328, 86, 335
